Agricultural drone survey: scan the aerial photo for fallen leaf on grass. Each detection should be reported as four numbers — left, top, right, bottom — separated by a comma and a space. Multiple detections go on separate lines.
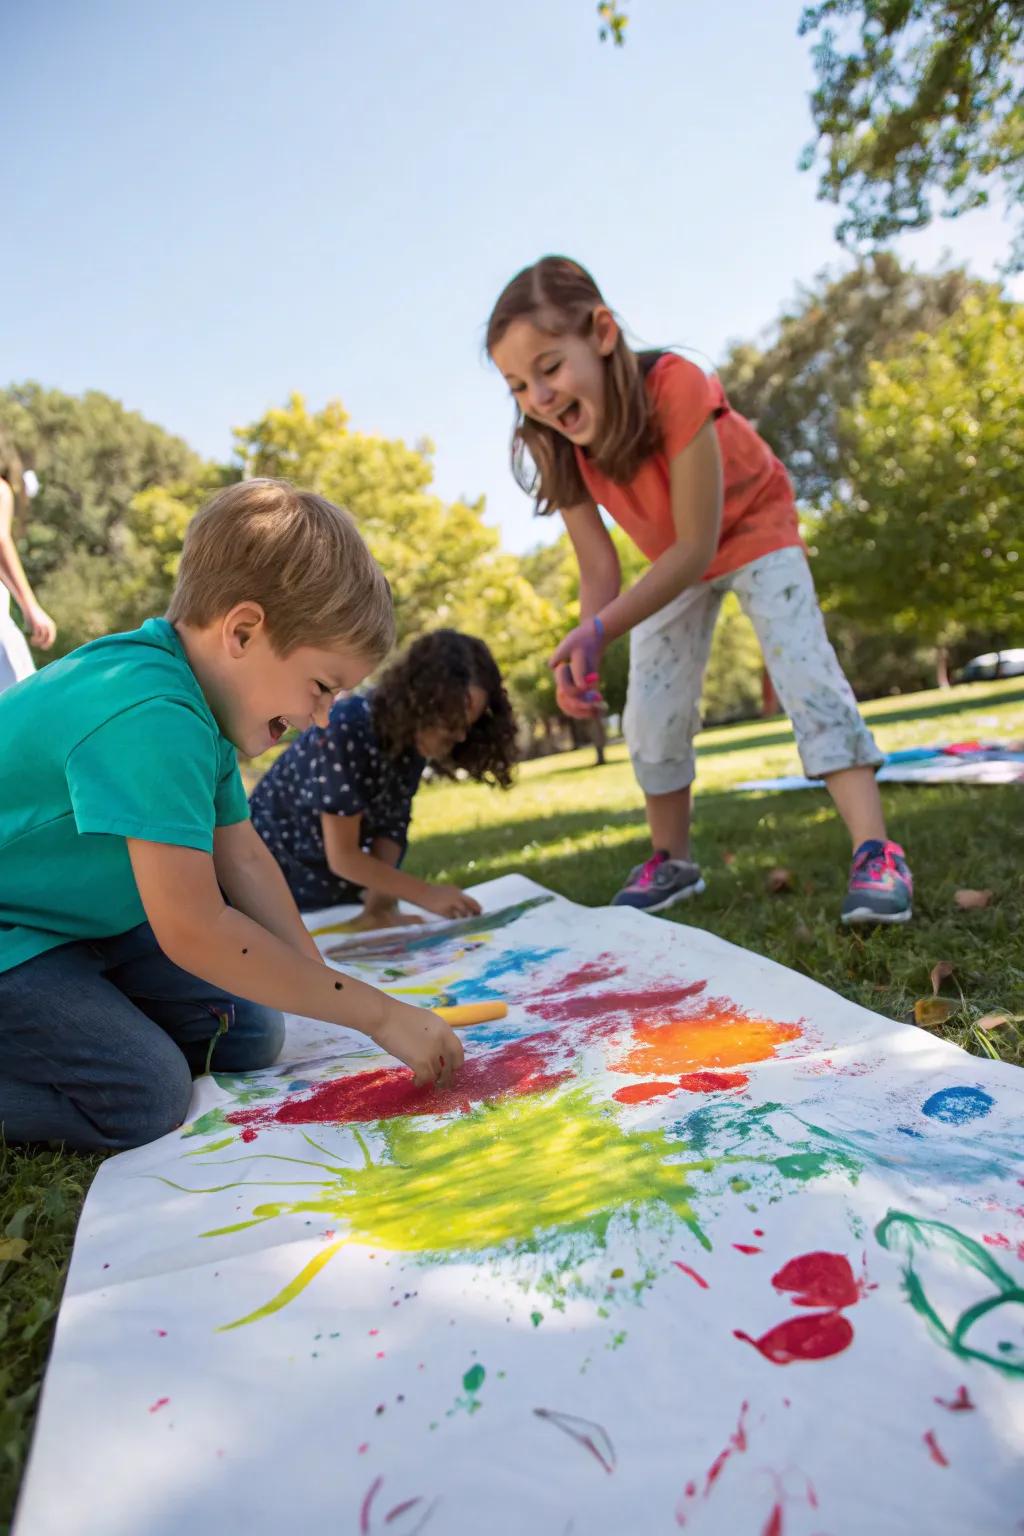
954, 889, 993, 910
765, 866, 794, 894
914, 997, 959, 1028
0, 1237, 28, 1262
975, 1012, 1021, 1032
930, 960, 955, 995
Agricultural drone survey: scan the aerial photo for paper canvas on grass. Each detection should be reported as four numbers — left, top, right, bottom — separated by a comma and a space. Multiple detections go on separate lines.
14, 875, 1024, 1535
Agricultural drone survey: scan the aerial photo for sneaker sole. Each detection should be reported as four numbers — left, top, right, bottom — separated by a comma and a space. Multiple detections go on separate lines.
841, 906, 913, 926
642, 878, 707, 915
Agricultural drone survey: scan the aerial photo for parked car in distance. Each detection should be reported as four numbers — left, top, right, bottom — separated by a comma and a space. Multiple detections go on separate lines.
957, 647, 1024, 683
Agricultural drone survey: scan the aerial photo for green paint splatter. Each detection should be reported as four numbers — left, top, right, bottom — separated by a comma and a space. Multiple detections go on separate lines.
876, 1210, 1024, 1377
530, 1312, 543, 1327
462, 1364, 485, 1393
730, 1177, 751, 1193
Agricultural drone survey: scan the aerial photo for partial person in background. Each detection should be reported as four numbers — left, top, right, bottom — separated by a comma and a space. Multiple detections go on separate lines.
0, 461, 57, 692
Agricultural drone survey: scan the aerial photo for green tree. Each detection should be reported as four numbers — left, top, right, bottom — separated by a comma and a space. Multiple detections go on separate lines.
718, 254, 994, 507
235, 394, 560, 727
800, 1, 1024, 269
0, 384, 210, 656
811, 290, 1024, 684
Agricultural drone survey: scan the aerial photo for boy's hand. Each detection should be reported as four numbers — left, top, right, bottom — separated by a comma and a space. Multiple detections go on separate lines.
371, 1000, 465, 1087
420, 884, 482, 920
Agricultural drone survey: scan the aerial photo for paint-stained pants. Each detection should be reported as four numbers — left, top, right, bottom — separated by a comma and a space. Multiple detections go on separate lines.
0, 923, 284, 1150
623, 546, 882, 795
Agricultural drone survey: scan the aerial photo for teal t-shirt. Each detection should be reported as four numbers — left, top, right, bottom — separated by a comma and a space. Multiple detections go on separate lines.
0, 617, 248, 974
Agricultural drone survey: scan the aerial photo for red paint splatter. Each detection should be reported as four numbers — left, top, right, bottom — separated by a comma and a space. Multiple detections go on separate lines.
673, 1261, 710, 1289
676, 1070, 749, 1093
983, 1232, 1024, 1260
529, 978, 707, 1025
613, 1081, 678, 1104
934, 1386, 974, 1412
385, 1497, 423, 1523
753, 1229, 765, 1237
230, 1033, 572, 1134
153, 1329, 167, 1337
733, 1244, 763, 1255
148, 1397, 170, 1413
771, 1252, 862, 1309
360, 1475, 383, 1533
734, 1310, 854, 1364
546, 955, 626, 991
923, 1429, 949, 1467
762, 1503, 784, 1536
369, 1328, 378, 1336
358, 1443, 369, 1454
675, 1401, 748, 1526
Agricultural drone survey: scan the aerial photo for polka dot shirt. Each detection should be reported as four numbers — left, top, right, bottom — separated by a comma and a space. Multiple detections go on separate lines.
250, 693, 425, 912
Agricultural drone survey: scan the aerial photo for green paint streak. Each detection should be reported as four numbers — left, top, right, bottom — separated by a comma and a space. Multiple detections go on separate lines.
181, 1106, 230, 1140
462, 1364, 485, 1393
184, 1136, 235, 1156
876, 1210, 1024, 1377
729, 1177, 751, 1193
530, 1312, 543, 1327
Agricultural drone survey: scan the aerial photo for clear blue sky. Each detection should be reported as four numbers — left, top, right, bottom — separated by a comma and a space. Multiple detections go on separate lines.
3, 0, 1020, 552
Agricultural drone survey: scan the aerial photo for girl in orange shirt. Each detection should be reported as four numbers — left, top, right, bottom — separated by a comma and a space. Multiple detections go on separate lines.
487, 256, 912, 925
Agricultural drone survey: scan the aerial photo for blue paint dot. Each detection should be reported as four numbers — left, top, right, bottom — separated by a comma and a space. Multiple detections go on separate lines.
896, 1126, 923, 1138
921, 1085, 994, 1125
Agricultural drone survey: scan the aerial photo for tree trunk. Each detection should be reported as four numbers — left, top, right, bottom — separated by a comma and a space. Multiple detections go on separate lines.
761, 666, 779, 717
592, 714, 607, 766
935, 646, 951, 689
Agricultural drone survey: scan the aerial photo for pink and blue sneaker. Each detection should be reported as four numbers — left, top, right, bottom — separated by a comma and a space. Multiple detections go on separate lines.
841, 839, 913, 925
611, 850, 706, 914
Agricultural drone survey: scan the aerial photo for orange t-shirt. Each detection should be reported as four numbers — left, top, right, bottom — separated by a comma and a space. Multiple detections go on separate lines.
574, 353, 801, 581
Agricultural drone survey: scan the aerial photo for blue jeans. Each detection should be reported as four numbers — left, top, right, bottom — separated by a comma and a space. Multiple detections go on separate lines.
0, 924, 284, 1150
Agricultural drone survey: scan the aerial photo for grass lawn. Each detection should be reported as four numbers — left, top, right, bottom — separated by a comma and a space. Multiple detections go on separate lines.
2, 676, 1022, 1529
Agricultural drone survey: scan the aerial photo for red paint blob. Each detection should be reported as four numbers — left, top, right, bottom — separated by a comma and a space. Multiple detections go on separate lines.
529, 978, 706, 1024
613, 1081, 678, 1104
148, 1397, 170, 1413
676, 1070, 749, 1093
229, 1034, 571, 1133
771, 1251, 861, 1309
733, 1244, 763, 1255
762, 1503, 784, 1536
734, 1310, 854, 1364
673, 1261, 710, 1290
934, 1385, 975, 1412
153, 1329, 167, 1338
924, 1429, 949, 1467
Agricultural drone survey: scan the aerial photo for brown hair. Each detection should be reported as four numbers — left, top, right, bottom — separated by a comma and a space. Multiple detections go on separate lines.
486, 256, 663, 515
166, 478, 394, 661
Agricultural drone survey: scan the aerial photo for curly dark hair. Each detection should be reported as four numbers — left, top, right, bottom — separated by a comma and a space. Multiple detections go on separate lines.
371, 630, 518, 788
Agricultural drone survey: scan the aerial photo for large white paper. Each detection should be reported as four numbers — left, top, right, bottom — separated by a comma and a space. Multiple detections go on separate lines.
15, 876, 1024, 1535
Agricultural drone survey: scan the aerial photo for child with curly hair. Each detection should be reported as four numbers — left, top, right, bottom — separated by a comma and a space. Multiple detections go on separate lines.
251, 629, 517, 927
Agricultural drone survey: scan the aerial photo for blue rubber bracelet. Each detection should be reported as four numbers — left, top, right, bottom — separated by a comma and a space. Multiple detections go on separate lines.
592, 614, 605, 643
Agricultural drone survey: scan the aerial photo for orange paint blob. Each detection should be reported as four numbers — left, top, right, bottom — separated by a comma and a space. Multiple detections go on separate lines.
612, 1081, 679, 1105
613, 1002, 802, 1079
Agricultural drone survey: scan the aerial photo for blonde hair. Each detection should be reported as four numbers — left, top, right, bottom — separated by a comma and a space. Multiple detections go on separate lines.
486, 255, 663, 515
166, 479, 394, 661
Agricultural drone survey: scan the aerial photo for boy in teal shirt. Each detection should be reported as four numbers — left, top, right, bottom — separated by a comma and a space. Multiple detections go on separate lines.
0, 479, 464, 1150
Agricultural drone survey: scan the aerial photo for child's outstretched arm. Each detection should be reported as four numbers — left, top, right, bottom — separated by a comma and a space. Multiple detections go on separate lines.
551, 422, 723, 691
321, 811, 481, 919
0, 478, 56, 649
128, 838, 464, 1086
213, 819, 323, 963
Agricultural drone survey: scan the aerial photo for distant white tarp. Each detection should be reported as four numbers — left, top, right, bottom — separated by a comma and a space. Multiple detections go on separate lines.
737, 741, 1024, 793
15, 876, 1024, 1536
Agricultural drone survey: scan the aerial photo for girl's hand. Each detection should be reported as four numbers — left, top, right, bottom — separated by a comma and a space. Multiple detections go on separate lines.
420, 884, 482, 920
549, 616, 607, 717
23, 602, 57, 650
371, 999, 465, 1088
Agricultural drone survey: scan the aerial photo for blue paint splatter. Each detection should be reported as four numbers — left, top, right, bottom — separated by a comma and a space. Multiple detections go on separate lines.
921, 1086, 994, 1125
442, 945, 564, 1003
896, 1126, 923, 1138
